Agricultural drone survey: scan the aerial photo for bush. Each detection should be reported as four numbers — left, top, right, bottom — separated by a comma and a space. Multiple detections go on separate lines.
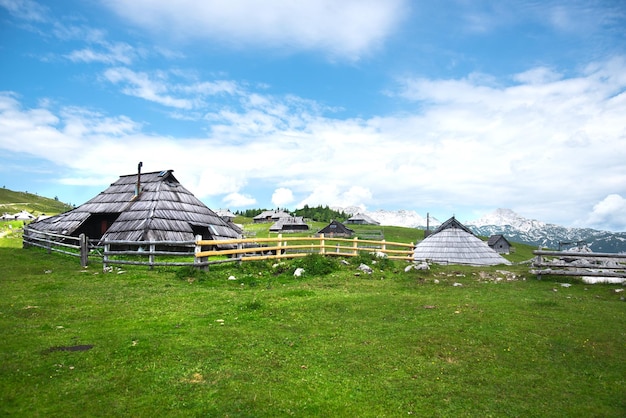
294, 253, 339, 276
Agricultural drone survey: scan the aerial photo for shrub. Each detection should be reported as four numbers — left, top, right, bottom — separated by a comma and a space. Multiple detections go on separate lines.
294, 253, 339, 276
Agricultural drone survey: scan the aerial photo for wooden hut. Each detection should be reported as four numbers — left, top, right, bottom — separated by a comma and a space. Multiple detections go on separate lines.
413, 217, 511, 266
346, 213, 380, 225
269, 216, 309, 232
487, 234, 512, 254
317, 220, 353, 237
28, 169, 239, 242
253, 210, 292, 223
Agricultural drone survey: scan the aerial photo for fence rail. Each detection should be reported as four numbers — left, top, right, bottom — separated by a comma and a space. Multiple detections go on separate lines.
196, 234, 414, 263
531, 250, 626, 280
23, 230, 415, 269
23, 227, 89, 267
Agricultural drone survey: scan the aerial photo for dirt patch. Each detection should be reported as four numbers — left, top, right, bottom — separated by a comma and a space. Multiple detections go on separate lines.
42, 344, 94, 354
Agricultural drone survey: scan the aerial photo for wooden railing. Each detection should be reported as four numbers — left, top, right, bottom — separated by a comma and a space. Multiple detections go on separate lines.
23, 227, 89, 267
23, 231, 415, 269
196, 234, 414, 263
531, 250, 626, 280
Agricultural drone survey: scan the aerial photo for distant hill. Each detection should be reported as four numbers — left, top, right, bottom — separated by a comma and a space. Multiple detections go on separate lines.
0, 187, 73, 216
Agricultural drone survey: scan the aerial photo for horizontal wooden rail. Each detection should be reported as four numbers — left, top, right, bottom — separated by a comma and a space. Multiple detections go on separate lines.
196, 234, 414, 263
532, 249, 626, 280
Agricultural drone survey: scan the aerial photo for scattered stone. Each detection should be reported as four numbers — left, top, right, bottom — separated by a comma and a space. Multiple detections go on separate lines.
227, 275, 237, 281
415, 262, 430, 270
404, 265, 414, 272
423, 305, 436, 309
560, 283, 572, 288
433, 279, 440, 284
453, 282, 463, 287
358, 264, 373, 274
615, 288, 624, 293
44, 270, 52, 274
371, 251, 387, 258
340, 260, 350, 265
293, 268, 305, 277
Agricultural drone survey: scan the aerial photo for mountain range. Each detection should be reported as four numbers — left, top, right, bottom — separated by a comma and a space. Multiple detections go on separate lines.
341, 207, 626, 253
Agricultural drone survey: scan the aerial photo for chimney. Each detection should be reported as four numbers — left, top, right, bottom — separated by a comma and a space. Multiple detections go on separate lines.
135, 161, 143, 197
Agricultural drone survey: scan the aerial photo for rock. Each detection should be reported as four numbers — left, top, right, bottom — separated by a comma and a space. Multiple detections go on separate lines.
453, 282, 463, 287
358, 263, 373, 274
294, 268, 305, 277
433, 279, 440, 284
560, 283, 572, 288
227, 275, 237, 281
371, 251, 387, 258
341, 259, 350, 265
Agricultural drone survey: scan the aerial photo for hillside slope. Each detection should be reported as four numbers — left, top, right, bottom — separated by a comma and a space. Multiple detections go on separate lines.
0, 188, 73, 216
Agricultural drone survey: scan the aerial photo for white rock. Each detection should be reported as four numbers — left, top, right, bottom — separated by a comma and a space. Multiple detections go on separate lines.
358, 263, 373, 274
560, 283, 572, 288
433, 279, 440, 284
404, 265, 414, 272
227, 275, 237, 281
453, 282, 463, 287
293, 268, 305, 277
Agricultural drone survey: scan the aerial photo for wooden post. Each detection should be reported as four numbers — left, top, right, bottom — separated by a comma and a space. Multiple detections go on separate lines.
79, 233, 88, 267
277, 234, 283, 258
194, 234, 208, 271
320, 233, 325, 255
353, 236, 359, 256
103, 242, 109, 270
149, 243, 155, 270
237, 234, 243, 265
381, 239, 386, 253
536, 246, 542, 280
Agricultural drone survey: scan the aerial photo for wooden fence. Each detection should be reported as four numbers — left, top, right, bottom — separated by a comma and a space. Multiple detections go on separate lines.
23, 230, 414, 269
531, 250, 626, 280
23, 227, 89, 267
196, 234, 414, 263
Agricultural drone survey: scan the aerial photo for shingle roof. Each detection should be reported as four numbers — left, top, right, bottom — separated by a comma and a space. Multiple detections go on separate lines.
414, 223, 511, 266
29, 170, 239, 242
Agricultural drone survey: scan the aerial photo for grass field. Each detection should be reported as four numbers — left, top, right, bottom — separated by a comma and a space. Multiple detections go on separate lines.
1, 228, 625, 417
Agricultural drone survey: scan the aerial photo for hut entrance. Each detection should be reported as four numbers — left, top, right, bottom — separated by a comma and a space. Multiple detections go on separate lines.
76, 213, 121, 239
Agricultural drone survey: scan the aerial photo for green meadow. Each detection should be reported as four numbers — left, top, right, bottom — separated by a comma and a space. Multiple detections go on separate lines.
1, 222, 625, 417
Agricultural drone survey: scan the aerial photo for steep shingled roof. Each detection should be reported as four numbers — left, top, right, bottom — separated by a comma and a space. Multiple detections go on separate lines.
29, 170, 239, 242
414, 217, 511, 266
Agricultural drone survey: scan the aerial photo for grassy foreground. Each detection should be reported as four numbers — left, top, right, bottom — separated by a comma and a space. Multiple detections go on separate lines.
1, 236, 625, 417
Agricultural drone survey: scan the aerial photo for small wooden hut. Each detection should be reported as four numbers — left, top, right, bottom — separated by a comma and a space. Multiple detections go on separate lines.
487, 234, 512, 254
317, 220, 353, 237
346, 213, 380, 225
269, 216, 309, 232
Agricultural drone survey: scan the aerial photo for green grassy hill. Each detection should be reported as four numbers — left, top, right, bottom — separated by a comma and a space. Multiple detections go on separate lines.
0, 187, 73, 217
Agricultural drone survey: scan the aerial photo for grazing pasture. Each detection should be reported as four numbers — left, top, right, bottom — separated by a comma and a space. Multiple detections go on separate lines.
1, 232, 625, 417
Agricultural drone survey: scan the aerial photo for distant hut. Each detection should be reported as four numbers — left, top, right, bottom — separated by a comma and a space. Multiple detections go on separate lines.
413, 216, 511, 266
269, 216, 309, 232
27, 168, 239, 243
317, 220, 354, 237
487, 234, 512, 254
216, 209, 236, 222
253, 210, 292, 223
346, 213, 380, 225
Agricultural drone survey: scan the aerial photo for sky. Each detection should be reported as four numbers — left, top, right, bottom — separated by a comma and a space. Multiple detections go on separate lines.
1, 0, 626, 231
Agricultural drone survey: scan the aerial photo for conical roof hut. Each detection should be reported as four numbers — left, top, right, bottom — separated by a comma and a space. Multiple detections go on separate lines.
413, 217, 511, 266
29, 169, 239, 242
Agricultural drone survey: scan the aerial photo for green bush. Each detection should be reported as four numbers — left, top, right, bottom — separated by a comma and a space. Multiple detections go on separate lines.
294, 253, 339, 276
350, 250, 395, 270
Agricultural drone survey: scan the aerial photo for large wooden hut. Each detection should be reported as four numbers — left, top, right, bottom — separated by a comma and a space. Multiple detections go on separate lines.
28, 169, 239, 242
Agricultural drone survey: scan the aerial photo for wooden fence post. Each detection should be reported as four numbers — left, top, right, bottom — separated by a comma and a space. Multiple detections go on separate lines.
79, 233, 88, 267
237, 234, 243, 265
319, 233, 325, 255
536, 246, 542, 280
103, 243, 109, 270
278, 233, 283, 257
194, 234, 208, 270
149, 243, 155, 270
353, 237, 359, 256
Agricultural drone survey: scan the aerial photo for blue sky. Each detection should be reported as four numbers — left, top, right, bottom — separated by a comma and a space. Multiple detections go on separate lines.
1, 0, 626, 231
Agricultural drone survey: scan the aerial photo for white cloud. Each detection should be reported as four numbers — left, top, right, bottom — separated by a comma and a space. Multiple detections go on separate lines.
0, 0, 47, 22
2, 57, 626, 229
102, 0, 408, 59
223, 192, 257, 207
271, 188, 294, 207
585, 195, 626, 232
